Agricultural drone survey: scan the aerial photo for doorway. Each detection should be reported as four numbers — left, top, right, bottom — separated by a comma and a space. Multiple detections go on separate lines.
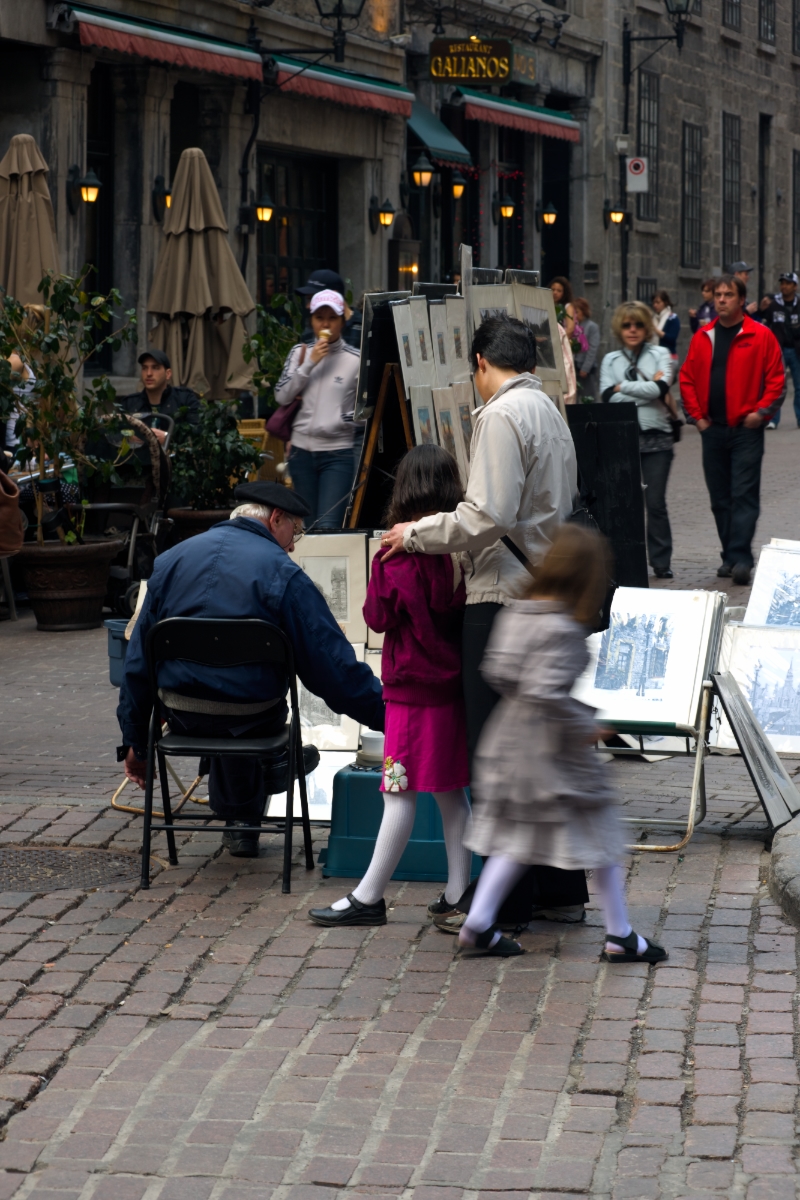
255, 148, 338, 301
540, 137, 571, 285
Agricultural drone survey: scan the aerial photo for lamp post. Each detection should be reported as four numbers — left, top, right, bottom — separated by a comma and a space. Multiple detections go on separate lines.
615, 0, 692, 300
313, 0, 367, 62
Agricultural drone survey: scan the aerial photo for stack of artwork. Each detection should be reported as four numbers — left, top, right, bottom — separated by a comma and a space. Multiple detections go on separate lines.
573, 586, 727, 729
714, 540, 800, 753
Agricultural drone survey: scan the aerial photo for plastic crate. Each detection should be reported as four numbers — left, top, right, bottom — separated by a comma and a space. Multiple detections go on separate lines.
319, 764, 481, 882
104, 618, 129, 687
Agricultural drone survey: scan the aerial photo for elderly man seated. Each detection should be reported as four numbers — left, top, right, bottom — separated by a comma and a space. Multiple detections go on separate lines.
123, 349, 200, 442
118, 481, 383, 857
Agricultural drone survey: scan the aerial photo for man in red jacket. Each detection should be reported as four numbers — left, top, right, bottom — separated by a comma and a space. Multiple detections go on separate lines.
679, 275, 785, 585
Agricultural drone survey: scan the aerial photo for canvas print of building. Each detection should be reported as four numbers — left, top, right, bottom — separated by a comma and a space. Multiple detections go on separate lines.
595, 613, 673, 696
299, 556, 349, 622
744, 547, 800, 627
748, 652, 800, 738
520, 304, 556, 369
438, 410, 458, 461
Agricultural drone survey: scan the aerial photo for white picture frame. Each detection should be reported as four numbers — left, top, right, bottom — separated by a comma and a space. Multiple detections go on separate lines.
744, 545, 800, 627
452, 380, 475, 472
433, 386, 469, 486
445, 295, 471, 384
429, 302, 451, 388
391, 301, 417, 396
409, 295, 437, 388
367, 537, 385, 650
291, 533, 369, 645
409, 384, 439, 447
265, 750, 355, 822
293, 643, 365, 753
469, 283, 514, 334
714, 624, 800, 753
511, 283, 568, 391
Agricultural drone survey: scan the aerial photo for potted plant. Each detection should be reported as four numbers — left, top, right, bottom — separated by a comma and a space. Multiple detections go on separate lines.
166, 397, 261, 541
243, 292, 305, 420
0, 271, 137, 630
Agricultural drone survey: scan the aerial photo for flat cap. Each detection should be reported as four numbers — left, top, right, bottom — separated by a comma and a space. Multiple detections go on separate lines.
234, 481, 311, 517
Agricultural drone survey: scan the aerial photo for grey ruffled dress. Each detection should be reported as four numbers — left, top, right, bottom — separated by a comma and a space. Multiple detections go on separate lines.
467, 600, 625, 871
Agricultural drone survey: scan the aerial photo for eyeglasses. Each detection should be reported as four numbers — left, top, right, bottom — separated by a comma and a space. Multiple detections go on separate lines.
292, 525, 305, 542
622, 321, 645, 329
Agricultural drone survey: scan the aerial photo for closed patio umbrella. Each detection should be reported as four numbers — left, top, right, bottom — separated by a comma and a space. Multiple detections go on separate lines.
147, 147, 255, 399
0, 134, 59, 304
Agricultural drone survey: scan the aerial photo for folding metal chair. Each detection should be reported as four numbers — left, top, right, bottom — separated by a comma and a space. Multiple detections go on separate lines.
140, 617, 314, 893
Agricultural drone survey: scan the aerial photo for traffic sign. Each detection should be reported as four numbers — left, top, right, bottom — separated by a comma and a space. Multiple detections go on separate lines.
625, 156, 649, 193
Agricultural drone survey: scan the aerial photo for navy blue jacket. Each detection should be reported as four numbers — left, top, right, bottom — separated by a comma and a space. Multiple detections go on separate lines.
117, 517, 384, 751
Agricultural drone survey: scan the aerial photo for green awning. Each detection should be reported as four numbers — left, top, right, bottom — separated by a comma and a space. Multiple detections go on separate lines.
407, 101, 472, 166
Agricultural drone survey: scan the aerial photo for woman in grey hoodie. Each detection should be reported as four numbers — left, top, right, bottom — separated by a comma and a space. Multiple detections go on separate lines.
274, 289, 361, 528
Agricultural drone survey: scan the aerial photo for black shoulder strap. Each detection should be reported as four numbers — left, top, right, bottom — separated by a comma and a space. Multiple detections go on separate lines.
501, 534, 535, 577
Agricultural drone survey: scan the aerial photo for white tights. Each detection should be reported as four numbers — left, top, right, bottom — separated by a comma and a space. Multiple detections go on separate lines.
332, 789, 473, 909
460, 857, 647, 954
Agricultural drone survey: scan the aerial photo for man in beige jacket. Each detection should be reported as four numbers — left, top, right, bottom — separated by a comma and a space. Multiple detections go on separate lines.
381, 315, 585, 924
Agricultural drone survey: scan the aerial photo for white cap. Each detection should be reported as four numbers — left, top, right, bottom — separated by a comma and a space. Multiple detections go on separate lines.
310, 288, 345, 316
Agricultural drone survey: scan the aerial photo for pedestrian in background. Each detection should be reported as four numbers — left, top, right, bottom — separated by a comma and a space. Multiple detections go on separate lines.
549, 276, 576, 338
573, 297, 599, 401
729, 261, 760, 317
458, 524, 667, 963
759, 271, 800, 429
600, 301, 676, 580
274, 289, 361, 528
652, 290, 681, 363
296, 268, 363, 349
689, 279, 717, 333
679, 275, 785, 586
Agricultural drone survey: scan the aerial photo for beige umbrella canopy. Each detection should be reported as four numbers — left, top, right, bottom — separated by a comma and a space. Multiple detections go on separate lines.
148, 147, 255, 399
0, 134, 60, 305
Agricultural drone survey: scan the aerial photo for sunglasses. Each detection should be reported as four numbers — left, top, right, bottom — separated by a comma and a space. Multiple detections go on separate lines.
622, 321, 645, 329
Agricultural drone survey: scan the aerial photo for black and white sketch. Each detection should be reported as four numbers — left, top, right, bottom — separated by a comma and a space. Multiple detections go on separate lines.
595, 613, 673, 695
749, 652, 800, 737
715, 624, 800, 752
290, 533, 369, 644
744, 546, 800, 627
519, 304, 556, 370
299, 556, 349, 622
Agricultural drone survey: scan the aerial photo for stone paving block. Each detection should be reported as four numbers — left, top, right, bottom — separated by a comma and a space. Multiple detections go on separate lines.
684, 1125, 737, 1158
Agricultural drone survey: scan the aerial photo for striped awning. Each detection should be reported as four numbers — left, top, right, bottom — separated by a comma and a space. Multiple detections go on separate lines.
62, 5, 263, 81
456, 88, 581, 143
273, 56, 414, 117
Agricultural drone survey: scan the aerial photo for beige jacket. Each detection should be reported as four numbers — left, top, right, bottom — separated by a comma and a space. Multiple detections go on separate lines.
403, 373, 577, 605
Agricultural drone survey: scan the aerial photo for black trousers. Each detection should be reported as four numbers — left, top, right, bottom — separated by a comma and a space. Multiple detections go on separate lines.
700, 424, 764, 569
163, 704, 287, 823
640, 449, 674, 572
461, 603, 589, 916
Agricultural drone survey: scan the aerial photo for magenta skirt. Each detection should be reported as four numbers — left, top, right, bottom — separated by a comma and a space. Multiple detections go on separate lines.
381, 697, 470, 794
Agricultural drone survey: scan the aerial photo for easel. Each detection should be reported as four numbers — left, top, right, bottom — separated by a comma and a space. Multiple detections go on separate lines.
349, 363, 413, 529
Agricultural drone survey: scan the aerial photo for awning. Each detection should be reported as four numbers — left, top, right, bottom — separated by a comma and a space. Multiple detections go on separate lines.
456, 88, 581, 143
63, 5, 263, 81
408, 101, 472, 167
274, 56, 414, 117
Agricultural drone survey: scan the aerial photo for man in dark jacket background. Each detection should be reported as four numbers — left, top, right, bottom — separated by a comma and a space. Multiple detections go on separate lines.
123, 350, 201, 440
679, 276, 785, 586
759, 271, 800, 429
118, 482, 383, 855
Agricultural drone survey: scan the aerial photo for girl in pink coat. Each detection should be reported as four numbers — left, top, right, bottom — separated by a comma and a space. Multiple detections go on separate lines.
309, 445, 472, 927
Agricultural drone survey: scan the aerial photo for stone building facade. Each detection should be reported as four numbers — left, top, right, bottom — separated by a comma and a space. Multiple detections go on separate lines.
2, 0, 800, 374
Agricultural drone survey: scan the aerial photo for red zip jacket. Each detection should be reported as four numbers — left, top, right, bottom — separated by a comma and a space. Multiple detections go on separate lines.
679, 315, 785, 425
363, 550, 466, 707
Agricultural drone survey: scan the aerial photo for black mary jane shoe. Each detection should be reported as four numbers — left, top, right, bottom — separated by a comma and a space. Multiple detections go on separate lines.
601, 930, 668, 964
308, 893, 387, 927
459, 927, 524, 957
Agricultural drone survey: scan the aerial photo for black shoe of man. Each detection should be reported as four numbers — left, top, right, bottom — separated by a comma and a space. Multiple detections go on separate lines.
308, 893, 387, 927
717, 562, 732, 578
222, 821, 261, 858
731, 563, 752, 586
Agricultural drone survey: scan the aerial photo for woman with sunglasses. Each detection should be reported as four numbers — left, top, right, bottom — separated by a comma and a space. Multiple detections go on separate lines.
599, 302, 677, 580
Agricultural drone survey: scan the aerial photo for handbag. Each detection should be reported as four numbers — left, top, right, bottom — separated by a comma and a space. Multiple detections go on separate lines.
0, 468, 23, 556
266, 344, 306, 444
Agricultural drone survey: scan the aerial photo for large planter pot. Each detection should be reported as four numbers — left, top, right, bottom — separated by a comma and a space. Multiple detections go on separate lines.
19, 539, 123, 632
167, 508, 234, 544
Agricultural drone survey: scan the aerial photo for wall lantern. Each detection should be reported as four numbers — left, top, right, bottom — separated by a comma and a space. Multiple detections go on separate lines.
492, 191, 515, 224
255, 194, 274, 222
662, 0, 693, 48
313, 0, 367, 62
451, 170, 467, 200
152, 175, 171, 223
603, 198, 629, 229
411, 152, 434, 188
369, 195, 395, 233
535, 200, 557, 231
67, 165, 102, 215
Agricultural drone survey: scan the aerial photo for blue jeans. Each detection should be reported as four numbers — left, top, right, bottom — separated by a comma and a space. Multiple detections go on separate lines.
288, 445, 355, 529
783, 348, 800, 425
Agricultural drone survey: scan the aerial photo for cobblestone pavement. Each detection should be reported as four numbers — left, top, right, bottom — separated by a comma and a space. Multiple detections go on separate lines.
1, 422, 799, 1199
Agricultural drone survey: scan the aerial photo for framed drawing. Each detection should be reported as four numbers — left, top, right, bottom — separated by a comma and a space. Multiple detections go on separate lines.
511, 283, 567, 392
290, 533, 369, 644
429, 301, 451, 388
453, 380, 475, 471
469, 284, 514, 333
265, 749, 356, 822
744, 545, 800, 627
410, 385, 439, 447
391, 301, 417, 396
445, 295, 471, 383
367, 536, 385, 650
714, 624, 800, 753
409, 295, 437, 388
433, 386, 469, 485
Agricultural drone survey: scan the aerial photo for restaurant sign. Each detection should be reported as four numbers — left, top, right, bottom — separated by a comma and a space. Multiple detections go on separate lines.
429, 39, 512, 84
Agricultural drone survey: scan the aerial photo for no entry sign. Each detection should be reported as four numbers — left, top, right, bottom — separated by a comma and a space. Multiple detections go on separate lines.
625, 156, 649, 193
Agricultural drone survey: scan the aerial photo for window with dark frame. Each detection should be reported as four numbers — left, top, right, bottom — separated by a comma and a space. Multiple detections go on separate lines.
681, 123, 702, 269
794, 0, 800, 55
636, 277, 657, 303
722, 113, 741, 270
636, 71, 659, 222
759, 0, 776, 42
723, 0, 741, 30
793, 151, 800, 271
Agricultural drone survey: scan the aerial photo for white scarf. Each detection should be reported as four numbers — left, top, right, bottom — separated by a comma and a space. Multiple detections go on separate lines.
654, 306, 673, 332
